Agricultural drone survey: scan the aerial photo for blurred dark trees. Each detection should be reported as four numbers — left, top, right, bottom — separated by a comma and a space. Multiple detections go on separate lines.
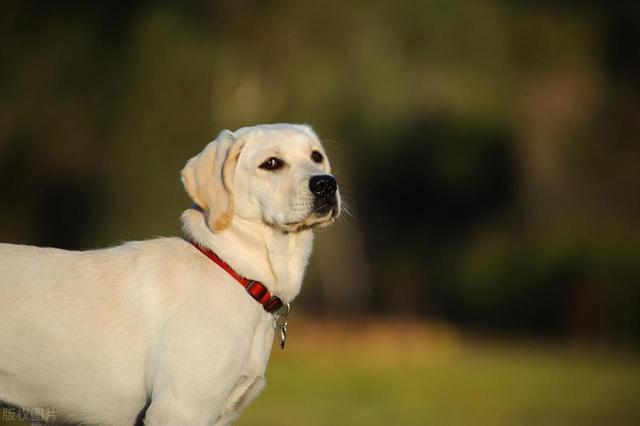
1, 0, 639, 341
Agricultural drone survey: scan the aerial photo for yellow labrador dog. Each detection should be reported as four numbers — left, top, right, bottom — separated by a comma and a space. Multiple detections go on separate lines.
0, 123, 340, 425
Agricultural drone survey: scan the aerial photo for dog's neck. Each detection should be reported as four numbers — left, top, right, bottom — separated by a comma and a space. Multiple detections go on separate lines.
181, 208, 314, 303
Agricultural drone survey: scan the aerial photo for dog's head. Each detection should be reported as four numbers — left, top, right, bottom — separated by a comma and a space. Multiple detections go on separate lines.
182, 123, 340, 233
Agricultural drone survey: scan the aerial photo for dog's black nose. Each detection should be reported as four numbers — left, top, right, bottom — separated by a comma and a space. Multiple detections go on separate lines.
309, 175, 337, 198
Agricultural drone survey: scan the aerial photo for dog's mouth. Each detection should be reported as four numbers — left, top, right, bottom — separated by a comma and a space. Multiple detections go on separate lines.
312, 208, 337, 224
312, 202, 334, 217
281, 203, 339, 232
274, 192, 341, 233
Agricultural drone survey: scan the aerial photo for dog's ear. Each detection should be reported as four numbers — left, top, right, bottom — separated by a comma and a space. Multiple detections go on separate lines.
181, 130, 245, 233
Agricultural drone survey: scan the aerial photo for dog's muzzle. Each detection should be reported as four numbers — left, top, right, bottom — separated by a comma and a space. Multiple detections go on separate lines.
309, 174, 338, 216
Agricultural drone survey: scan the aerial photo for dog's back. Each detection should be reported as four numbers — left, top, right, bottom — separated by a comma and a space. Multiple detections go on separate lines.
0, 242, 155, 425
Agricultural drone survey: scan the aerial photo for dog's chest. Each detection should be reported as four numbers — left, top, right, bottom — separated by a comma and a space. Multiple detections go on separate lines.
246, 314, 276, 375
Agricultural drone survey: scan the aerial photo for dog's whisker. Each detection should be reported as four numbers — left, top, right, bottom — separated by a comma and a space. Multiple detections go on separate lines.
340, 199, 355, 219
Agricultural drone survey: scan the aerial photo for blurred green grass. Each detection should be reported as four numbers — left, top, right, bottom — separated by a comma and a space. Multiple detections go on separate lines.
238, 320, 640, 426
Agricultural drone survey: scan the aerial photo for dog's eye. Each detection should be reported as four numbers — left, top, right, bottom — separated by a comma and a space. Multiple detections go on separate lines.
259, 157, 284, 171
311, 150, 323, 163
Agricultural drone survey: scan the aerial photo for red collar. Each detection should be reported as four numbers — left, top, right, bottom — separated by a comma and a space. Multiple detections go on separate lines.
189, 240, 285, 314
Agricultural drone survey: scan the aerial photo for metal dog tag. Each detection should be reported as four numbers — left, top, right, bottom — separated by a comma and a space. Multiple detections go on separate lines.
278, 319, 287, 350
274, 303, 291, 350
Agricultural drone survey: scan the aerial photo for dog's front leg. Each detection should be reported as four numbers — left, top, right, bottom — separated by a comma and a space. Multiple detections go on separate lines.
142, 353, 248, 426
143, 384, 232, 426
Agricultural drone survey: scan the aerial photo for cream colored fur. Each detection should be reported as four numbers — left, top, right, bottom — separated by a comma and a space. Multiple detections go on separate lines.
0, 123, 339, 425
